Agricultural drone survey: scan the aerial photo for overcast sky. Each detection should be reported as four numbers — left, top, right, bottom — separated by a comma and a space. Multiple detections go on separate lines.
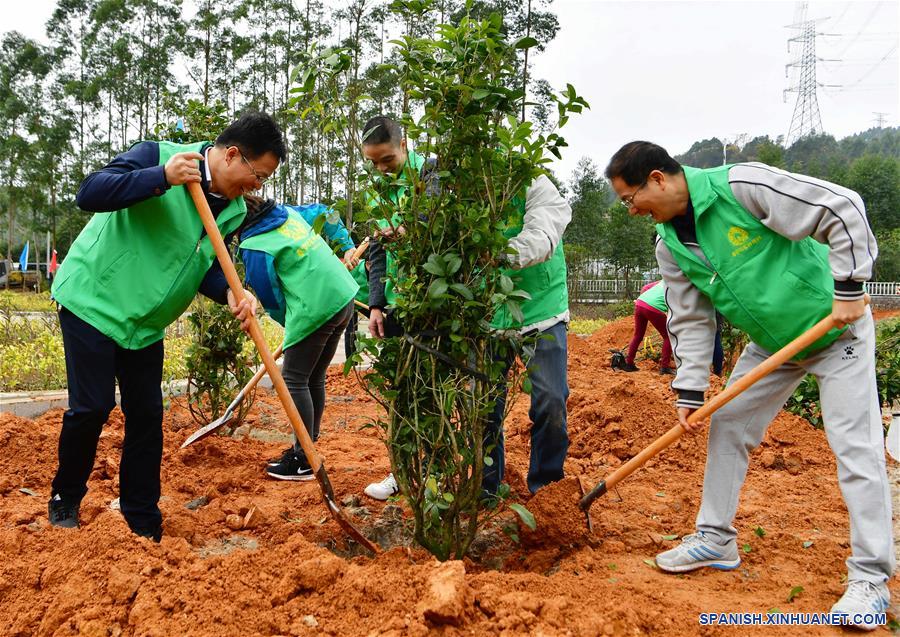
4, 0, 897, 184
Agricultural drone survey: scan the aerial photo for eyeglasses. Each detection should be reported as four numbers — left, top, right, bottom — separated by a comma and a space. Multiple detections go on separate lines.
239, 151, 270, 185
620, 179, 648, 209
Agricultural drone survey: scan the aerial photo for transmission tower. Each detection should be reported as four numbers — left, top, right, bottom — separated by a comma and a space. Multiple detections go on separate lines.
872, 111, 888, 128
784, 2, 828, 146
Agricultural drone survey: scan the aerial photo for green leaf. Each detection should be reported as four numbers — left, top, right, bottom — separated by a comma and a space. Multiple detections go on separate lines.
802, 540, 813, 549
787, 586, 804, 603
428, 278, 449, 298
509, 503, 536, 531
607, 563, 617, 571
742, 543, 752, 553
514, 36, 539, 49
642, 559, 658, 569
423, 254, 445, 276
472, 88, 490, 100
499, 275, 514, 294
449, 283, 473, 300
661, 534, 678, 541
753, 526, 766, 538
483, 455, 493, 466
442, 492, 454, 503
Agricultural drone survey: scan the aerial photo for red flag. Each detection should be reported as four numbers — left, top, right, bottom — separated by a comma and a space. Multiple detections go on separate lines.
49, 249, 58, 274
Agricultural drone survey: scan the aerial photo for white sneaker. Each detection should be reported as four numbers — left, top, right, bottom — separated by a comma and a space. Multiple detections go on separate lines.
364, 473, 398, 500
830, 580, 890, 631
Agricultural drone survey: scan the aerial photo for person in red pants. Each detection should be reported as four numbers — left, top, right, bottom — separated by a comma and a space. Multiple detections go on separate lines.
621, 280, 674, 374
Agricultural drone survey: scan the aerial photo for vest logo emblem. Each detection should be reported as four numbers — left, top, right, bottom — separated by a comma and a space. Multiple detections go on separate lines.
841, 345, 858, 361
728, 226, 762, 257
728, 226, 749, 247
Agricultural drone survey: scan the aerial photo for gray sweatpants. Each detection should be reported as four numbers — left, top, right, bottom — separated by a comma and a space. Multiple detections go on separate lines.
696, 308, 894, 585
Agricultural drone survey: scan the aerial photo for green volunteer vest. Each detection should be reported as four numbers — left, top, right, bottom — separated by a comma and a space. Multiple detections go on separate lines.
239, 209, 358, 348
656, 165, 843, 358
491, 194, 569, 330
350, 261, 369, 305
637, 282, 667, 313
52, 141, 246, 349
369, 150, 426, 307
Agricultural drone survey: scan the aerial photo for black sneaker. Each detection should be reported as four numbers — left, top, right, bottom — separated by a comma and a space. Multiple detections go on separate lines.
621, 363, 639, 372
267, 446, 295, 467
659, 367, 676, 375
48, 494, 80, 528
130, 525, 162, 543
266, 450, 315, 481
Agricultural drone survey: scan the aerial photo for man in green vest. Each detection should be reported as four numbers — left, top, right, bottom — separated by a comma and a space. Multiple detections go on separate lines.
606, 141, 891, 629
360, 115, 573, 501
49, 112, 286, 541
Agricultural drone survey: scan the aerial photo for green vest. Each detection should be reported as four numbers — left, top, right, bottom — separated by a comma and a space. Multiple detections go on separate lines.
369, 150, 426, 307
656, 165, 843, 358
637, 282, 667, 313
239, 209, 358, 348
52, 141, 247, 349
350, 261, 369, 305
491, 195, 569, 330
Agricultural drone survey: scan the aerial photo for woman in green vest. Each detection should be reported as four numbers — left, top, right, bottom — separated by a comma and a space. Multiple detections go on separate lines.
239, 196, 359, 481
618, 280, 674, 374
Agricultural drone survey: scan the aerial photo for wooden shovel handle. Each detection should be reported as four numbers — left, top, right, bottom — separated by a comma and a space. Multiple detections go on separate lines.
347, 237, 369, 268
186, 183, 325, 471
581, 307, 855, 511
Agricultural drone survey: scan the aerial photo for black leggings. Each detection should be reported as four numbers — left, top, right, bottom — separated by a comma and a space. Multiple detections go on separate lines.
281, 302, 354, 455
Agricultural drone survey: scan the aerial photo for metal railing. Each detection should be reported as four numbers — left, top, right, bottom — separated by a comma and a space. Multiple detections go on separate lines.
866, 281, 900, 297
569, 279, 900, 304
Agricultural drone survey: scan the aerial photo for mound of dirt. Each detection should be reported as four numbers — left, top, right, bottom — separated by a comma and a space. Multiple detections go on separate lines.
1, 316, 895, 636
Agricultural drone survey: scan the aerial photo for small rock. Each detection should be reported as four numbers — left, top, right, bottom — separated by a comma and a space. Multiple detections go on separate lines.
341, 494, 361, 508
185, 496, 209, 511
609, 440, 632, 461
784, 451, 803, 475
18, 487, 38, 497
107, 567, 142, 603
109, 498, 121, 511
416, 560, 471, 625
232, 425, 251, 439
301, 615, 318, 628
225, 514, 244, 530
243, 506, 264, 529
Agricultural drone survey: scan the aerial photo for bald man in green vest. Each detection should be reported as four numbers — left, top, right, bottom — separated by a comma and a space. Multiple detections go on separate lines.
607, 140, 891, 629
49, 112, 286, 541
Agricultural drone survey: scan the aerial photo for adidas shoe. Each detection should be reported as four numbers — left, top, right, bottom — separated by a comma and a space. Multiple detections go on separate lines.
265, 450, 314, 481
654, 531, 740, 573
364, 473, 399, 500
830, 580, 889, 631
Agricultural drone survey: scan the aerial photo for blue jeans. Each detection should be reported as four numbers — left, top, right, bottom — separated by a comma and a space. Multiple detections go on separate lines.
483, 320, 570, 494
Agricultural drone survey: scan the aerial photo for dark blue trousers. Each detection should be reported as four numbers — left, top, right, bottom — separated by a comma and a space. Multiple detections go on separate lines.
52, 307, 164, 531
483, 320, 570, 494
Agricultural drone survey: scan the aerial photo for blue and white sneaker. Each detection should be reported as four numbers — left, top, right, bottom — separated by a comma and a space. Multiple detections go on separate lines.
830, 580, 890, 631
654, 531, 741, 573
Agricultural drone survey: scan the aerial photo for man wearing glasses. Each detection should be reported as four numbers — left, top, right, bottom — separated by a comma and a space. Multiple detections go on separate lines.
606, 141, 890, 629
48, 111, 286, 542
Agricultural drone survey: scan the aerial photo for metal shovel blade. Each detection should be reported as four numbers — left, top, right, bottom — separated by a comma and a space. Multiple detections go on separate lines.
180, 408, 236, 448
315, 464, 380, 554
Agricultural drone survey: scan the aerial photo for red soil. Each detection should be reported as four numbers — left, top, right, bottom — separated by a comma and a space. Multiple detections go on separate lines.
0, 316, 896, 636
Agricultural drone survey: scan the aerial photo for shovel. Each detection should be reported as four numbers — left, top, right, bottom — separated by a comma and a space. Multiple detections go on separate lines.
580, 310, 848, 513
180, 344, 284, 448
186, 182, 379, 554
